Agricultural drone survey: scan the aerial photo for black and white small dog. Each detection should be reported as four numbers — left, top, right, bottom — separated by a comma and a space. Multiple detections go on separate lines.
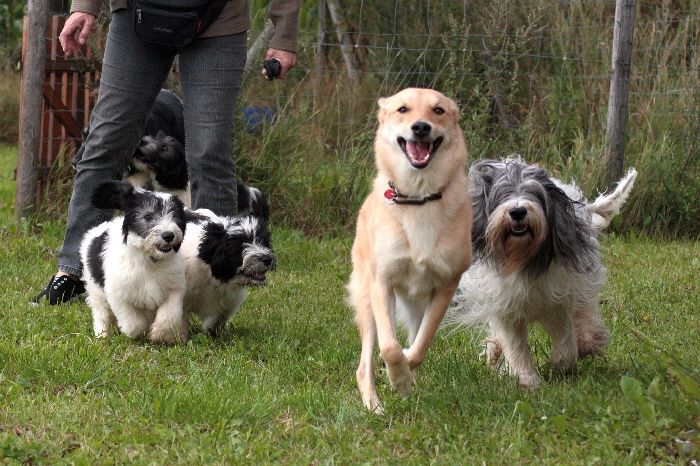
125, 130, 189, 206
74, 89, 190, 205
80, 180, 189, 344
449, 157, 637, 387
181, 185, 276, 335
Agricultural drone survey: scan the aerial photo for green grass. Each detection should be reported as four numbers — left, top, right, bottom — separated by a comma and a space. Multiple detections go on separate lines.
1, 143, 699, 464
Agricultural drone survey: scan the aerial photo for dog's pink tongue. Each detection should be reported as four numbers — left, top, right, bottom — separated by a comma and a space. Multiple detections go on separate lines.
407, 141, 431, 161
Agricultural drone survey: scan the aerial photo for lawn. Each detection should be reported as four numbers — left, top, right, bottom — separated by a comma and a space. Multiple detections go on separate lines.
1, 144, 699, 464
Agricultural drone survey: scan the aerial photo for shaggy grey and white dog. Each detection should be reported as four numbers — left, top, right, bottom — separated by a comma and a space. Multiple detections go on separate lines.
181, 186, 275, 335
80, 181, 188, 344
449, 158, 637, 387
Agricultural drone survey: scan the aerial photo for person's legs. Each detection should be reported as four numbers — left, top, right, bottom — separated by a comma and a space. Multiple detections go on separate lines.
33, 11, 176, 304
178, 32, 247, 216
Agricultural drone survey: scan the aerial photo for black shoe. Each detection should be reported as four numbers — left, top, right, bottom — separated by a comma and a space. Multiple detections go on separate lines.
31, 275, 86, 305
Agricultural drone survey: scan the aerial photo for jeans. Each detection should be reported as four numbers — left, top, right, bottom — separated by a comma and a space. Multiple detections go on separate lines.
58, 10, 247, 277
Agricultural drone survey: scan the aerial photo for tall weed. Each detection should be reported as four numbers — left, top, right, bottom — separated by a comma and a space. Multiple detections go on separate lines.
0, 67, 19, 144
5, 0, 700, 237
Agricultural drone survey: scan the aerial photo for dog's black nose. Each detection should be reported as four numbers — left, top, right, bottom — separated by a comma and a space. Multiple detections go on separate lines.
411, 121, 432, 138
509, 207, 528, 221
161, 231, 175, 243
261, 256, 274, 267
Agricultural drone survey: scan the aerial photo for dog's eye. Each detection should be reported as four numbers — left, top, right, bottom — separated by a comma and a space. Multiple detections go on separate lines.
433, 107, 445, 115
144, 214, 154, 222
161, 145, 168, 151
397, 106, 408, 113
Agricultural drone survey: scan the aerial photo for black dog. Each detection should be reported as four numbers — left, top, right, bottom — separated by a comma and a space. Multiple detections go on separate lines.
73, 88, 190, 204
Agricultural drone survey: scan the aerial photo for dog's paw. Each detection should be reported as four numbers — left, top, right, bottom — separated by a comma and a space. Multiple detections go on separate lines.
576, 328, 609, 357
551, 356, 577, 373
551, 344, 578, 373
361, 392, 385, 415
386, 361, 415, 398
148, 325, 187, 344
517, 372, 542, 389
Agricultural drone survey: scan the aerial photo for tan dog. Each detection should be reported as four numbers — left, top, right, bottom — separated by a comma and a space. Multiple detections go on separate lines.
347, 88, 472, 412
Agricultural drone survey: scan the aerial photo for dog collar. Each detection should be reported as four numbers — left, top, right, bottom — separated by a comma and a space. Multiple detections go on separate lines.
384, 181, 443, 205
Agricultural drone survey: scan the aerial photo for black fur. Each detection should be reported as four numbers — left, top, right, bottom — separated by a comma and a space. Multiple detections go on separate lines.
197, 222, 245, 282
196, 217, 273, 283
128, 131, 188, 191
184, 180, 270, 223
185, 210, 212, 225
73, 89, 186, 187
143, 89, 185, 146
91, 180, 135, 211
236, 182, 269, 219
91, 181, 187, 246
86, 230, 108, 288
469, 159, 598, 278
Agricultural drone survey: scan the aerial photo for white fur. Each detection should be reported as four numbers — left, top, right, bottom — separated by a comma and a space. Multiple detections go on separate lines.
449, 166, 637, 387
180, 219, 247, 333
180, 213, 275, 335
80, 192, 187, 344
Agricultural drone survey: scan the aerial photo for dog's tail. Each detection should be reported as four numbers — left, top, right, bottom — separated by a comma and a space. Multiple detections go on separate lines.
587, 168, 638, 231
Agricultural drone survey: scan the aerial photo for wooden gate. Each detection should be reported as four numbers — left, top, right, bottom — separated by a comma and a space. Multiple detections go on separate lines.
19, 15, 101, 201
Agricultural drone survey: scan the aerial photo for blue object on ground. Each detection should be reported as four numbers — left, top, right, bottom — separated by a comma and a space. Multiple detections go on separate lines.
241, 105, 278, 134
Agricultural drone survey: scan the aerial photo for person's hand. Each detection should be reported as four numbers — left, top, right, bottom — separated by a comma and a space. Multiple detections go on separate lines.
59, 12, 95, 57
263, 49, 297, 80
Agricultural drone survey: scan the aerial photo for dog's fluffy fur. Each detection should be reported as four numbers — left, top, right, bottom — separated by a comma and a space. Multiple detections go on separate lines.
181, 185, 275, 335
80, 181, 188, 344
449, 158, 637, 387
125, 130, 189, 206
347, 88, 473, 412
74, 89, 190, 205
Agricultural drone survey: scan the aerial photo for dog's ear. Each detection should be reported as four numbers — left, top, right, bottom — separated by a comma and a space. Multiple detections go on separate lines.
92, 181, 135, 211
469, 160, 497, 193
446, 98, 460, 125
540, 176, 598, 274
377, 96, 391, 123
197, 222, 245, 283
468, 160, 498, 256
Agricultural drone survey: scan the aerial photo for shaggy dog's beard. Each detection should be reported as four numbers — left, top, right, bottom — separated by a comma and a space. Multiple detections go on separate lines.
238, 250, 275, 286
485, 200, 547, 275
142, 226, 183, 262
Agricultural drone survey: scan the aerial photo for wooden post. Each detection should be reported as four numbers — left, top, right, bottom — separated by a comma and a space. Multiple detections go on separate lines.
246, 19, 275, 73
605, 0, 636, 188
326, 0, 357, 82
15, 0, 50, 222
316, 0, 328, 73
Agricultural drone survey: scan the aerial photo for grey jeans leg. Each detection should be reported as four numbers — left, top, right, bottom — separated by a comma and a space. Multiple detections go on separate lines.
179, 32, 247, 215
57, 12, 246, 277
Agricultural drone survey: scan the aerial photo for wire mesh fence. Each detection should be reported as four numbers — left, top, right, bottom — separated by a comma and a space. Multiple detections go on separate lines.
31, 0, 700, 235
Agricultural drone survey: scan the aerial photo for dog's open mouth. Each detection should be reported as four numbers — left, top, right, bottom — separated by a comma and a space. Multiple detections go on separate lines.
398, 136, 443, 168
156, 244, 173, 253
243, 271, 267, 285
510, 226, 530, 238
